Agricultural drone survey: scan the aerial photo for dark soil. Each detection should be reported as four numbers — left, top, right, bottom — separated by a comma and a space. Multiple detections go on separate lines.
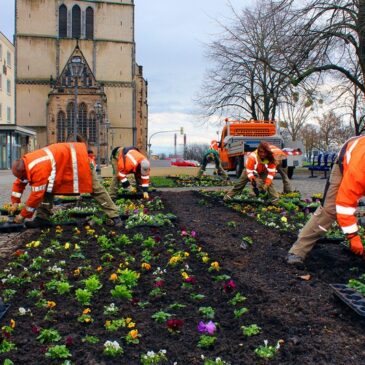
162, 191, 365, 365
0, 191, 364, 364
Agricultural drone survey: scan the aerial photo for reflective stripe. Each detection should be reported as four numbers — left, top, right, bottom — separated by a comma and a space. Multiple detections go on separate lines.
267, 175, 274, 180
342, 223, 358, 234
28, 155, 50, 171
267, 168, 276, 172
141, 184, 149, 187
346, 139, 359, 165
25, 206, 36, 212
121, 177, 128, 183
43, 147, 56, 193
318, 225, 327, 232
126, 152, 138, 166
141, 175, 149, 179
31, 185, 47, 192
20, 179, 29, 184
336, 205, 356, 215
12, 192, 22, 198
69, 143, 79, 193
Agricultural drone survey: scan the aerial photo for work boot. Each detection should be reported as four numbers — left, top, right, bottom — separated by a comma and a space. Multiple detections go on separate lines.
105, 216, 123, 227
286, 253, 304, 265
25, 217, 53, 229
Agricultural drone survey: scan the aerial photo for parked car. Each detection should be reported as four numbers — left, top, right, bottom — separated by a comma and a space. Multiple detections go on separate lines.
171, 159, 199, 167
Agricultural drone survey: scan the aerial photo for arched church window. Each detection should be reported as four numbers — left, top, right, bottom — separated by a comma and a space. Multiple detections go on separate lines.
72, 5, 81, 39
86, 7, 94, 40
57, 111, 66, 142
67, 102, 75, 139
79, 103, 88, 138
59, 5, 67, 38
89, 112, 97, 143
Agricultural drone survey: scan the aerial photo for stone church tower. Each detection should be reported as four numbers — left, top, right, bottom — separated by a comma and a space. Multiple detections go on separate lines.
15, 0, 148, 159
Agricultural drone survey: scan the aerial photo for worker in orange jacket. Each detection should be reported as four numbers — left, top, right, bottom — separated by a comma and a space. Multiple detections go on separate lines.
224, 141, 280, 201
287, 136, 365, 265
109, 146, 150, 199
11, 142, 122, 228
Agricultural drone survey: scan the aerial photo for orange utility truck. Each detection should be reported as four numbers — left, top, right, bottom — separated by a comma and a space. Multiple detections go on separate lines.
218, 119, 303, 178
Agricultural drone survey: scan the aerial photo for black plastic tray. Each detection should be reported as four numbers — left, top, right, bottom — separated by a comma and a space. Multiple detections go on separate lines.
0, 303, 10, 320
330, 283, 365, 316
69, 211, 97, 217
117, 192, 144, 199
0, 222, 25, 233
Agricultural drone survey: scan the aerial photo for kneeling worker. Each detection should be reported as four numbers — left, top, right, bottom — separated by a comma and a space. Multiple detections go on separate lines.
109, 146, 150, 199
287, 136, 365, 265
197, 147, 228, 179
11, 141, 122, 228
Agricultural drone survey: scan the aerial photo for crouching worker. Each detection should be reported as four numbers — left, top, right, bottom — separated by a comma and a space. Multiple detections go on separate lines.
224, 141, 279, 201
109, 146, 150, 200
11, 141, 122, 228
197, 148, 228, 179
287, 136, 365, 265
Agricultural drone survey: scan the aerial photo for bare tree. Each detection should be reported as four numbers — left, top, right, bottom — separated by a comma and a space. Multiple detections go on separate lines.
198, 1, 292, 121
267, 0, 365, 130
299, 123, 320, 161
184, 144, 210, 162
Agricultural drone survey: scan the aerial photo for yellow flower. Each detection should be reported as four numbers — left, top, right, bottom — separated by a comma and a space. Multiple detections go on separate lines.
129, 329, 139, 339
10, 319, 15, 329
125, 317, 132, 324
181, 272, 189, 279
141, 263, 151, 270
74, 243, 80, 250
128, 321, 136, 328
202, 255, 209, 263
210, 261, 220, 271
47, 301, 56, 309
109, 273, 118, 281
105, 320, 111, 327
280, 216, 288, 223
74, 268, 81, 276
74, 228, 80, 235
83, 308, 91, 314
96, 266, 103, 272
184, 252, 189, 257
84, 317, 91, 323
64, 242, 70, 250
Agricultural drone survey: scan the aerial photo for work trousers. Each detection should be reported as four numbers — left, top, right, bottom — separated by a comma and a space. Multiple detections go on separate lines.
197, 159, 228, 179
277, 164, 292, 193
288, 163, 342, 259
225, 170, 279, 199
37, 166, 119, 220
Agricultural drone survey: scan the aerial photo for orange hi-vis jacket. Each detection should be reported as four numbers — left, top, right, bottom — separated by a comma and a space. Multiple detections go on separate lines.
116, 148, 150, 191
336, 136, 365, 235
11, 142, 92, 218
245, 145, 283, 185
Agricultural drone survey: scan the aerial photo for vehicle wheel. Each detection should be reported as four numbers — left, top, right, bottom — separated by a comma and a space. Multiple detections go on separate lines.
287, 166, 295, 179
235, 157, 244, 178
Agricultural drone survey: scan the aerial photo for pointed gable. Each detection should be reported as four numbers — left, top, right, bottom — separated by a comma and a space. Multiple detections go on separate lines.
55, 45, 98, 89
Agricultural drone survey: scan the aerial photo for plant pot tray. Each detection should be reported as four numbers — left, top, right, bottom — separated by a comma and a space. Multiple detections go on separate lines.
317, 237, 344, 244
69, 211, 97, 217
0, 222, 25, 233
117, 193, 144, 199
330, 283, 365, 316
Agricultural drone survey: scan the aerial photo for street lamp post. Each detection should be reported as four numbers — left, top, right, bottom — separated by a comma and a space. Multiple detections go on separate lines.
94, 101, 103, 175
148, 127, 184, 158
68, 56, 85, 141
104, 119, 111, 166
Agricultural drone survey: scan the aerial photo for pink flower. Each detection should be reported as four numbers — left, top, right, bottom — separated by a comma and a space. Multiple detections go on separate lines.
181, 230, 188, 236
190, 230, 197, 237
197, 321, 216, 335
154, 280, 165, 287
184, 276, 197, 284
223, 279, 236, 293
31, 325, 41, 335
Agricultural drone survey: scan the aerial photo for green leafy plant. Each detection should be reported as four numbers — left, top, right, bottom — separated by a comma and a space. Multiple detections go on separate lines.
168, 303, 186, 310
84, 275, 102, 293
105, 319, 125, 331
37, 328, 62, 343
241, 324, 261, 336
75, 289, 93, 305
197, 335, 217, 349
56, 281, 72, 295
255, 340, 280, 359
97, 235, 113, 250
226, 221, 237, 228
45, 345, 72, 359
110, 284, 132, 300
228, 292, 247, 305
140, 349, 168, 365
103, 340, 123, 357
151, 311, 172, 323
143, 237, 156, 248
190, 293, 205, 300
132, 233, 144, 243
117, 268, 139, 288
103, 303, 119, 316
199, 306, 215, 319
0, 340, 16, 354
115, 234, 132, 246
234, 307, 249, 318
82, 335, 100, 344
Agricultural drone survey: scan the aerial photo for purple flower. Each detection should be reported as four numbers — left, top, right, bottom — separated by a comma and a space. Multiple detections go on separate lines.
197, 321, 216, 335
223, 279, 236, 293
190, 230, 197, 237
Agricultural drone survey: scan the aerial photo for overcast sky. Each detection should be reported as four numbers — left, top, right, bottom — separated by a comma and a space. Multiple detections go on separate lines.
0, 0, 253, 155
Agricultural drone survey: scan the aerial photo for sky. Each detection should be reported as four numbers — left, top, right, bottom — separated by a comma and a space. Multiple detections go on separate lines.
0, 0, 253, 155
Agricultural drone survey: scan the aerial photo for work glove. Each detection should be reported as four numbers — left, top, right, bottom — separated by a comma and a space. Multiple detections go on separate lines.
14, 214, 25, 224
213, 169, 218, 175
251, 180, 260, 197
346, 233, 364, 256
8, 203, 19, 215
143, 192, 149, 200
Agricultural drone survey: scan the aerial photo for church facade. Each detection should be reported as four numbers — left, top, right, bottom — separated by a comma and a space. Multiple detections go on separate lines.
15, 0, 148, 159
